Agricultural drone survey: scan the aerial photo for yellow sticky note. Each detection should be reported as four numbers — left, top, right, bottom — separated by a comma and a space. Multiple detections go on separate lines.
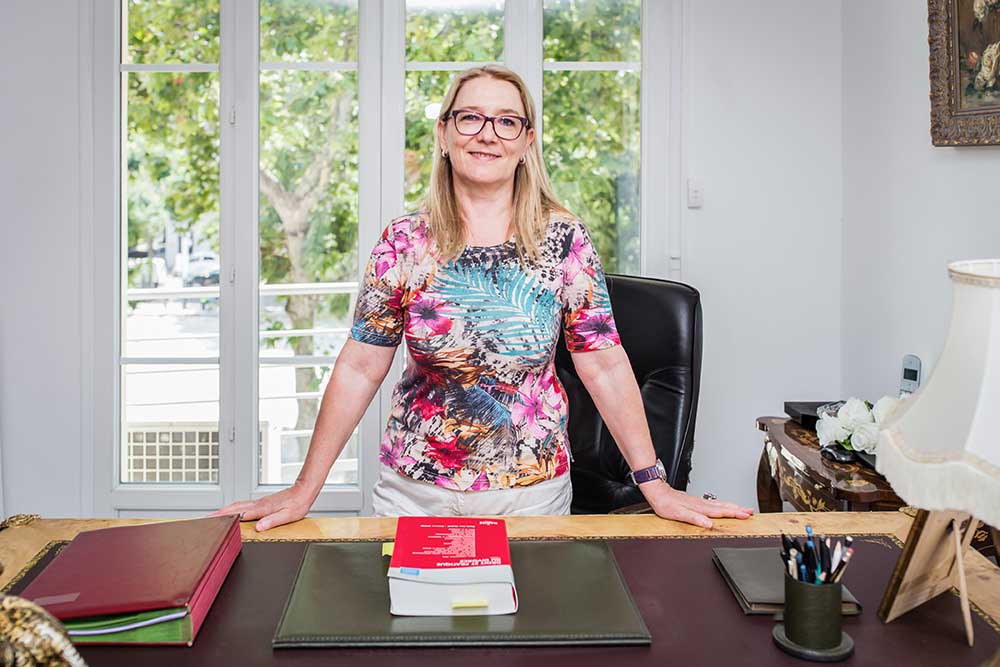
381, 542, 394, 557
452, 600, 488, 609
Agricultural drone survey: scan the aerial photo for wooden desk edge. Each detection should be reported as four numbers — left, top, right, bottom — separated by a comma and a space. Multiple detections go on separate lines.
2, 513, 999, 626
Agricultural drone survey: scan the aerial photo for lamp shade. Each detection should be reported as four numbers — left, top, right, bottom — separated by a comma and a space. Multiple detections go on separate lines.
877, 259, 1000, 529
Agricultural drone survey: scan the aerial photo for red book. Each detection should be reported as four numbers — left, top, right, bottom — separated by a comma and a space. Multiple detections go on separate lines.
388, 517, 517, 616
20, 515, 242, 645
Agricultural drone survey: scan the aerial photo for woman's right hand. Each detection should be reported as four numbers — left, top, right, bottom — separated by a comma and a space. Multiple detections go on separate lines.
209, 480, 318, 532
208, 339, 394, 532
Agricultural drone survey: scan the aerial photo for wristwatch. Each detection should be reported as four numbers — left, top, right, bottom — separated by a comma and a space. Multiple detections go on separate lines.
629, 459, 667, 485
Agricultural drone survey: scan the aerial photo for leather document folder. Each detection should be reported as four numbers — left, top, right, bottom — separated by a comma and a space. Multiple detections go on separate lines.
712, 546, 861, 615
273, 539, 651, 647
19, 515, 242, 645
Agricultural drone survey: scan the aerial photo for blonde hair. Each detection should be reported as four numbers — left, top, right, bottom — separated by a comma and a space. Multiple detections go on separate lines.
422, 65, 572, 263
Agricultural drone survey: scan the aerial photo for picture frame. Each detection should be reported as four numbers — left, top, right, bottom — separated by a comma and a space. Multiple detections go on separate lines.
929, 0, 1000, 145
878, 509, 978, 646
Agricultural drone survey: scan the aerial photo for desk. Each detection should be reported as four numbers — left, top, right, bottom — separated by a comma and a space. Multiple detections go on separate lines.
2, 513, 1000, 664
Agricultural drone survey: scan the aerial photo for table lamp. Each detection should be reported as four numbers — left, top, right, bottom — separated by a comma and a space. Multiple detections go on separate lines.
875, 259, 1000, 647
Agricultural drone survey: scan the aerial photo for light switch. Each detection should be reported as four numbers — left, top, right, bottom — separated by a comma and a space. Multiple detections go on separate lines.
687, 179, 704, 209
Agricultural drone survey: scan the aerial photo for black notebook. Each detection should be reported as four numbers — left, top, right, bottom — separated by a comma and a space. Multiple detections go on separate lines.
712, 547, 862, 615
274, 540, 651, 647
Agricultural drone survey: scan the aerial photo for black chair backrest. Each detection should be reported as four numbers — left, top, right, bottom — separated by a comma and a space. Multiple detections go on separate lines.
554, 274, 703, 514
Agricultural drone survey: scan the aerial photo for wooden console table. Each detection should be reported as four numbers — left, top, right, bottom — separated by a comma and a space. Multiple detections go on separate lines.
755, 416, 904, 513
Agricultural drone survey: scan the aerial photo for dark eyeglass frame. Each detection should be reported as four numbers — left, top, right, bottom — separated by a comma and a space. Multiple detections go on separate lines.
445, 109, 531, 140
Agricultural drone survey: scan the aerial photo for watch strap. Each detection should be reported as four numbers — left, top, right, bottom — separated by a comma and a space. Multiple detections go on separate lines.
630, 462, 663, 485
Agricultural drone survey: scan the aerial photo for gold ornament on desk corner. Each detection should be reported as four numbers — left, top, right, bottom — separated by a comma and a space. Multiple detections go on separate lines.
0, 562, 88, 667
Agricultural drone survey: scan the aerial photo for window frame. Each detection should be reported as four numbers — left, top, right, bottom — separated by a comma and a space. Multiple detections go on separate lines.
89, 0, 673, 517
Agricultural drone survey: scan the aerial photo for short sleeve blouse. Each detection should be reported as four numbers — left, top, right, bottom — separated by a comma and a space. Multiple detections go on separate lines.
350, 211, 621, 491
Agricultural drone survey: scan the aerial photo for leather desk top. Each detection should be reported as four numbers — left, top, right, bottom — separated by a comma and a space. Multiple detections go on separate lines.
8, 533, 1000, 666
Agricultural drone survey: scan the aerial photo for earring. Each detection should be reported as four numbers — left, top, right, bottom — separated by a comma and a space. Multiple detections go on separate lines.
441, 149, 449, 159
519, 155, 526, 164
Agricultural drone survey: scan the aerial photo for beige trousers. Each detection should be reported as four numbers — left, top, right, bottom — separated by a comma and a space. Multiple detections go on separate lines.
371, 465, 572, 517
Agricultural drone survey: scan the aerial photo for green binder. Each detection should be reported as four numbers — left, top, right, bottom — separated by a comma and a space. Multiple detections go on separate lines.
273, 540, 651, 647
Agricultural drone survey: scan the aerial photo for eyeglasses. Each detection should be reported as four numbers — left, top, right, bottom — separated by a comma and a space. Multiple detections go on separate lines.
446, 109, 530, 141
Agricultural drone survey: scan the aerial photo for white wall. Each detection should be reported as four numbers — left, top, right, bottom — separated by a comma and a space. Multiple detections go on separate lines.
0, 1, 899, 516
0, 1, 86, 516
683, 1, 844, 508
842, 0, 1000, 400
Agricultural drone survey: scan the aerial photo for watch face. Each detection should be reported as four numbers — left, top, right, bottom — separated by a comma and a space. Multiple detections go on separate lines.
655, 459, 666, 480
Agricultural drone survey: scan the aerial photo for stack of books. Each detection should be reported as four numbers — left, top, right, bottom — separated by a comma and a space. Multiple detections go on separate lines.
387, 517, 517, 616
20, 514, 242, 645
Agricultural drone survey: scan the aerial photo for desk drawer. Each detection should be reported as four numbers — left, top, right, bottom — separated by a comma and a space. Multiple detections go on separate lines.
774, 452, 840, 512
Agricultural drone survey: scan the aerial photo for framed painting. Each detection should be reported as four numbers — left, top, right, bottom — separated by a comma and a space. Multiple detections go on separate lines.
929, 0, 1000, 145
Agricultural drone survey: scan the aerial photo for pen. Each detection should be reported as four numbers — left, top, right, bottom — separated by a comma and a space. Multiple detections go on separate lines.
805, 538, 819, 583
831, 547, 854, 583
806, 526, 821, 569
787, 557, 797, 579
781, 532, 796, 555
820, 538, 831, 577
831, 540, 843, 572
799, 563, 808, 582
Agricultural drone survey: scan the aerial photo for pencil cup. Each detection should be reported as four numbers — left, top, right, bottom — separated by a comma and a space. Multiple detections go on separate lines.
772, 573, 854, 662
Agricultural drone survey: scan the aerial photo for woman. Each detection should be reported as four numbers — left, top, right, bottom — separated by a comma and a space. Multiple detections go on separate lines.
213, 66, 752, 528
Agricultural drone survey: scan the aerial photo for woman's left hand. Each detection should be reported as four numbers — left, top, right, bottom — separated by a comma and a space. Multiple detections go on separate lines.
639, 481, 753, 528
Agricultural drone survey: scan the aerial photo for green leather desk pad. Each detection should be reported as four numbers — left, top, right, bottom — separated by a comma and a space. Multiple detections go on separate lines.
274, 540, 650, 647
7, 535, 1000, 665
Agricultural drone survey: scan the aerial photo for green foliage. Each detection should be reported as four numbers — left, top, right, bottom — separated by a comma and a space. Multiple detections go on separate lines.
405, 71, 453, 210
543, 69, 641, 274
260, 0, 358, 62
406, 1, 504, 62
544, 0, 641, 62
258, 69, 359, 289
127, 0, 219, 64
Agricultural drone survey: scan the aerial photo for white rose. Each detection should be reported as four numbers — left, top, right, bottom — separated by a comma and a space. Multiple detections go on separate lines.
975, 0, 988, 21
975, 42, 1000, 91
837, 397, 874, 430
850, 423, 880, 454
816, 414, 849, 447
872, 395, 901, 424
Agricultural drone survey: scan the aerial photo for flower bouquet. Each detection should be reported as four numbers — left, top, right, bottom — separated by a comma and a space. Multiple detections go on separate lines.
963, 1, 1000, 98
815, 396, 902, 465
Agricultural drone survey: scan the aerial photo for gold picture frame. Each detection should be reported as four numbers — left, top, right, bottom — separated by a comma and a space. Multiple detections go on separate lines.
929, 0, 1000, 145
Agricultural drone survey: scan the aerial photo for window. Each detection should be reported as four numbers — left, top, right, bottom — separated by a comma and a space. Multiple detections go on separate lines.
101, 0, 666, 515
404, 1, 505, 210
257, 1, 361, 486
543, 0, 642, 274
121, 0, 221, 484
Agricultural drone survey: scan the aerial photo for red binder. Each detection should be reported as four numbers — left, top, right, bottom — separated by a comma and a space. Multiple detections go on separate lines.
20, 515, 242, 645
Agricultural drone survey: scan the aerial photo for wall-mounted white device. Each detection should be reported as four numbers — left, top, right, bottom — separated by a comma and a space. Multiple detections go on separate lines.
899, 354, 922, 397
686, 179, 704, 209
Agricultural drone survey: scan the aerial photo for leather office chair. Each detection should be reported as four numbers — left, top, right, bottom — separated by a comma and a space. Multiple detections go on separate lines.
555, 274, 703, 514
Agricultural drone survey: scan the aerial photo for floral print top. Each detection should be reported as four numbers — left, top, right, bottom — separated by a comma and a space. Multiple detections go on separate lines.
350, 210, 621, 491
